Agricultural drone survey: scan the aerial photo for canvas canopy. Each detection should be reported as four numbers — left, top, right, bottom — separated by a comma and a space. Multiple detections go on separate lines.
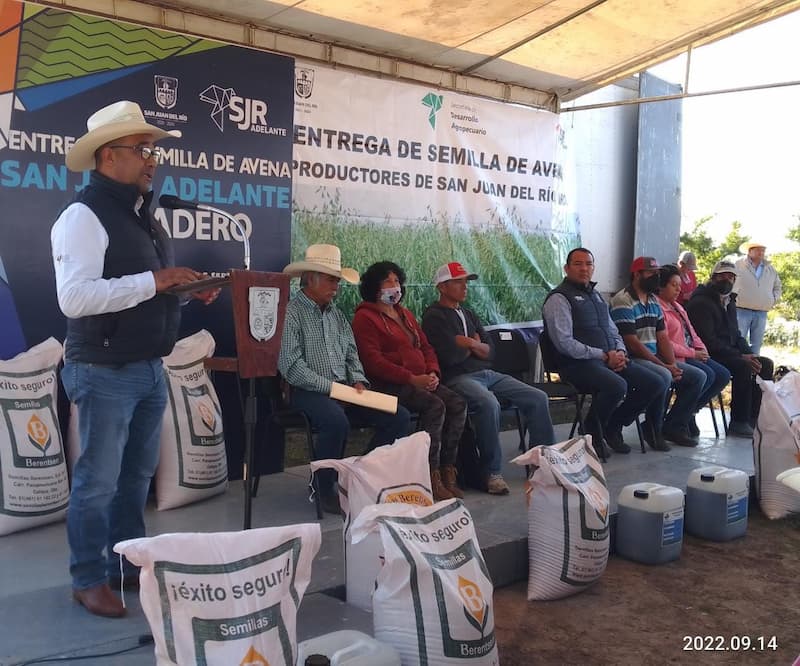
29, 0, 800, 109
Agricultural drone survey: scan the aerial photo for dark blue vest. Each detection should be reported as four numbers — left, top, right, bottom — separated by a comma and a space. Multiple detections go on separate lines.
64, 172, 180, 364
545, 279, 617, 362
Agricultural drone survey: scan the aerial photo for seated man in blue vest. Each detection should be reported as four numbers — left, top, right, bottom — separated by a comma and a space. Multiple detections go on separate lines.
278, 244, 411, 514
52, 101, 220, 618
542, 248, 666, 457
610, 256, 705, 449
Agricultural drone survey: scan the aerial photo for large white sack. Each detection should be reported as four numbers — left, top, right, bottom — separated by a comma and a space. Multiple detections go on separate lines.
754, 376, 800, 519
310, 431, 433, 612
114, 523, 321, 666
351, 500, 499, 666
511, 436, 609, 600
156, 330, 228, 510
0, 338, 69, 536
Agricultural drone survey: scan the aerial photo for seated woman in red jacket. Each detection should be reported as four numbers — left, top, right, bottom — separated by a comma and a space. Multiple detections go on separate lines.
352, 261, 467, 500
656, 264, 731, 438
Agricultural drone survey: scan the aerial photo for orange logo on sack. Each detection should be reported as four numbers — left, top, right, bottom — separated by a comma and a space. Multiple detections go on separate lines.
458, 575, 486, 627
239, 646, 269, 666
197, 400, 216, 431
384, 489, 433, 506
27, 414, 51, 453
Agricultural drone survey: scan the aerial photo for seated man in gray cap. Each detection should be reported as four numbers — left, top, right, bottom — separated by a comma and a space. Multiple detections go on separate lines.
686, 259, 774, 437
421, 262, 554, 495
278, 244, 411, 513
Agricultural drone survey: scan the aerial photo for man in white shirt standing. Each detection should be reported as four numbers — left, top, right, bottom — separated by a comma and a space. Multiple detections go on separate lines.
734, 242, 782, 355
52, 101, 218, 618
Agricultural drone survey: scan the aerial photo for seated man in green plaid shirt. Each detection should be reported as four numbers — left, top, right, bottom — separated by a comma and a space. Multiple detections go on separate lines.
278, 244, 411, 514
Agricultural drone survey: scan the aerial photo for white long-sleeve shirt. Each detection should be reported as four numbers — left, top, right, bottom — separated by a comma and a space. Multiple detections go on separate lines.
51, 202, 156, 319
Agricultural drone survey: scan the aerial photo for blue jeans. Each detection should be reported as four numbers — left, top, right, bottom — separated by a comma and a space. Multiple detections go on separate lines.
290, 387, 411, 494
62, 359, 167, 590
685, 358, 731, 411
631, 359, 705, 432
446, 370, 554, 474
559, 359, 666, 435
736, 308, 768, 355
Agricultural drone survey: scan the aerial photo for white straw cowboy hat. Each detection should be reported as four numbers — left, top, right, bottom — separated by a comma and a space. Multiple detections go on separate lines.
739, 241, 766, 254
65, 100, 182, 172
283, 244, 359, 284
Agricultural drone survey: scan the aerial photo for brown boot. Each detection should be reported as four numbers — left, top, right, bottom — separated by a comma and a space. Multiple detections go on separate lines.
430, 468, 455, 501
440, 465, 464, 499
72, 583, 126, 618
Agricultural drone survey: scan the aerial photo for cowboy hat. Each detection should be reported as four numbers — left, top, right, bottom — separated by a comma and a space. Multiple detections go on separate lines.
283, 244, 359, 284
739, 241, 766, 254
65, 100, 182, 172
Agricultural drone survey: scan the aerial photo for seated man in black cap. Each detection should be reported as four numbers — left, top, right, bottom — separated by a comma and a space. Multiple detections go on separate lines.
686, 259, 773, 437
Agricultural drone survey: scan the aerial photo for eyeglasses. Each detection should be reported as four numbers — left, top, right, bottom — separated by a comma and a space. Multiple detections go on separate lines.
107, 144, 163, 161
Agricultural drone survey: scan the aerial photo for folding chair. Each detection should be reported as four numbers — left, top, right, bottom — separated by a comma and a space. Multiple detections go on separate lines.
487, 327, 584, 454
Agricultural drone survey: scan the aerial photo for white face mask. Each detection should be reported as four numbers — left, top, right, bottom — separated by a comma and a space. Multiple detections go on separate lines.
379, 286, 402, 305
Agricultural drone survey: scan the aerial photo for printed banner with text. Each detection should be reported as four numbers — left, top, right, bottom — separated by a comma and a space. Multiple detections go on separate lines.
0, 1, 293, 359
292, 62, 579, 323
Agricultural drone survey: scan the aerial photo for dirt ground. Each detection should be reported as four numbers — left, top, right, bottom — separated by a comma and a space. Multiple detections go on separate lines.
493, 509, 800, 665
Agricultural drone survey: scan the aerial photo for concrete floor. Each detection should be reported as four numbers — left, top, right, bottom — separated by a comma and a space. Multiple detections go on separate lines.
0, 410, 755, 665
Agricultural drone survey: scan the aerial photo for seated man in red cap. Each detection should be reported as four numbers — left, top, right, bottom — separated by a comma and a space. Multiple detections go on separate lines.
610, 257, 704, 450
279, 244, 411, 513
421, 262, 554, 495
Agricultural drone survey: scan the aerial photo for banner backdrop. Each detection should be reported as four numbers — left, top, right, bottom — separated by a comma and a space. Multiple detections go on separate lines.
0, 1, 293, 478
0, 1, 293, 360
292, 62, 579, 323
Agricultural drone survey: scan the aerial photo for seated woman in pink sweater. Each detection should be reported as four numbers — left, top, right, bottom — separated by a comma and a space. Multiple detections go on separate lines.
656, 264, 731, 438
352, 261, 467, 501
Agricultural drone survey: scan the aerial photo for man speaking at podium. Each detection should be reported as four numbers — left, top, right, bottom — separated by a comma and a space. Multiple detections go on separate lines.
51, 101, 218, 618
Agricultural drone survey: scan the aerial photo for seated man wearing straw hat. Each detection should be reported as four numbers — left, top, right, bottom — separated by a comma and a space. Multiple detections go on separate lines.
278, 244, 411, 513
52, 101, 219, 618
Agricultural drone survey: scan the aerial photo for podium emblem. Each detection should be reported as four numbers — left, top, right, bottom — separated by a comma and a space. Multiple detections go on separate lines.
248, 287, 278, 341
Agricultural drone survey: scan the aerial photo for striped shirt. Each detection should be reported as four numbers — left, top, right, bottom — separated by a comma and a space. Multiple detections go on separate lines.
278, 290, 368, 394
610, 286, 665, 353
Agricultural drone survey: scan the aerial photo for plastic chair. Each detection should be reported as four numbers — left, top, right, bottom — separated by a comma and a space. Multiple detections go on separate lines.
538, 328, 647, 459
487, 328, 583, 454
707, 392, 728, 437
255, 376, 325, 519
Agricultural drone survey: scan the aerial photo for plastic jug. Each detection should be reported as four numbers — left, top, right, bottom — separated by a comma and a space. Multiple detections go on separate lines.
616, 482, 684, 564
297, 630, 401, 666
685, 465, 748, 541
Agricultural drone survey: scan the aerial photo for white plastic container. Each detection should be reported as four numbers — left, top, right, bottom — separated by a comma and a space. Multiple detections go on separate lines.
777, 467, 800, 493
685, 465, 749, 541
616, 483, 684, 564
297, 630, 401, 666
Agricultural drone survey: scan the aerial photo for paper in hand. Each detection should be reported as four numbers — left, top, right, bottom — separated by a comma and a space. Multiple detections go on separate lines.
329, 382, 398, 414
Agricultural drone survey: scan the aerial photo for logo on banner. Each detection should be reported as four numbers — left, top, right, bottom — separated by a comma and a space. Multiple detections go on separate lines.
155, 75, 179, 110
199, 84, 282, 135
248, 287, 279, 341
200, 84, 236, 131
421, 92, 443, 129
294, 68, 314, 99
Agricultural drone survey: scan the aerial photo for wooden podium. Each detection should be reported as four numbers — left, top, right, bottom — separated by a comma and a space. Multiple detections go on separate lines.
201, 269, 290, 529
